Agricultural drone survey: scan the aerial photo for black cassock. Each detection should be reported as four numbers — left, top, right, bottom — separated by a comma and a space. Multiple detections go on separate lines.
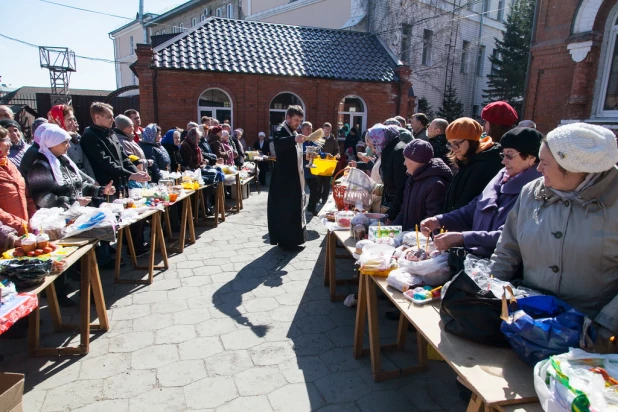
267, 122, 307, 248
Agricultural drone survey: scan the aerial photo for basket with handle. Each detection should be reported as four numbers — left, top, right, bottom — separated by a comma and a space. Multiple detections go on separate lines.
343, 168, 376, 209
331, 168, 348, 210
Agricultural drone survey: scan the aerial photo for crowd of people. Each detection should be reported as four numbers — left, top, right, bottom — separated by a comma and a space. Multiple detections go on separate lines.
266, 102, 618, 354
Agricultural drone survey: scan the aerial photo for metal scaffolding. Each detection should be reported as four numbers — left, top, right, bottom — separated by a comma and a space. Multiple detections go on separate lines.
39, 46, 76, 106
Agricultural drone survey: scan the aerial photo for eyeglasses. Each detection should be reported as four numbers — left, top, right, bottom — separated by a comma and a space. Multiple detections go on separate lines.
500, 152, 521, 160
447, 140, 465, 150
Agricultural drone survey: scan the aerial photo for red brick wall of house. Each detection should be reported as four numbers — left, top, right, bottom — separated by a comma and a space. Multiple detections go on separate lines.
134, 46, 410, 146
524, 0, 615, 134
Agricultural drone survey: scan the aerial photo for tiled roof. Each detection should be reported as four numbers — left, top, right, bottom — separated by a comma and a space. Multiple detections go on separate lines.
153, 18, 401, 82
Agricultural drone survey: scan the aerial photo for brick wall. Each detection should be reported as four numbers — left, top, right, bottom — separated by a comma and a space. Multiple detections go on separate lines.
135, 59, 406, 145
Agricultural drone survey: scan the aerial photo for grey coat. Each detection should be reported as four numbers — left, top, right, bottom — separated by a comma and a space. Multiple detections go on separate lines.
490, 167, 618, 333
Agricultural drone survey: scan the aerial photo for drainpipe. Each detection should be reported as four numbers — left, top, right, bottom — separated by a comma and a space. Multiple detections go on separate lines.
152, 67, 159, 123
522, 0, 541, 119
470, 2, 485, 115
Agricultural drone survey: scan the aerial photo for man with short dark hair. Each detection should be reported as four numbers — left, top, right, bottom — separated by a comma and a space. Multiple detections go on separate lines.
427, 118, 450, 166
267, 105, 308, 249
395, 115, 407, 128
318, 122, 340, 204
124, 109, 143, 143
410, 113, 429, 141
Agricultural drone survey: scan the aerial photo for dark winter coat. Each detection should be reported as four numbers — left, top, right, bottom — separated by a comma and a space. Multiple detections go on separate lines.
28, 153, 101, 210
208, 134, 226, 160
437, 166, 541, 257
179, 140, 201, 170
380, 138, 408, 221
199, 137, 217, 165
81, 124, 138, 190
139, 141, 170, 183
428, 134, 450, 166
163, 143, 185, 172
231, 136, 245, 167
391, 159, 453, 231
19, 143, 40, 180
443, 144, 503, 213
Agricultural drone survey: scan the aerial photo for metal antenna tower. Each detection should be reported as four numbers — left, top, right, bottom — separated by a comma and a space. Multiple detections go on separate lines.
39, 46, 76, 106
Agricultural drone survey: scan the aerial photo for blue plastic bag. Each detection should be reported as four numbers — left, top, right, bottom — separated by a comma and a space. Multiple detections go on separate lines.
500, 295, 587, 366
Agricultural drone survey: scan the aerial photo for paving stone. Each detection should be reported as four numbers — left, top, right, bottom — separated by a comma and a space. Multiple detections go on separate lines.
314, 370, 372, 403
32, 361, 81, 390
262, 322, 301, 342
270, 306, 305, 322
278, 356, 330, 383
181, 275, 214, 287
205, 350, 254, 376
234, 366, 287, 396
196, 317, 238, 337
111, 304, 150, 321
402, 380, 444, 411
179, 336, 224, 360
131, 344, 179, 369
172, 308, 212, 325
209, 303, 247, 319
291, 333, 334, 356
216, 395, 273, 412
176, 260, 207, 269
129, 387, 187, 412
144, 278, 182, 291
23, 390, 46, 412
132, 291, 168, 305
320, 347, 368, 373
184, 376, 238, 409
73, 399, 129, 412
79, 353, 130, 380
243, 297, 280, 313
221, 329, 265, 350
157, 359, 208, 387
132, 313, 174, 331
43, 379, 104, 410
103, 369, 157, 399
168, 286, 202, 300
317, 403, 362, 412
155, 324, 197, 344
109, 331, 155, 353
248, 341, 296, 366
357, 389, 415, 412
151, 299, 189, 314
187, 295, 219, 309
267, 382, 324, 412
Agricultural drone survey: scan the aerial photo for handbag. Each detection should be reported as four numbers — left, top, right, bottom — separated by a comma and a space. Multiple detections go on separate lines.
500, 295, 588, 366
440, 270, 511, 346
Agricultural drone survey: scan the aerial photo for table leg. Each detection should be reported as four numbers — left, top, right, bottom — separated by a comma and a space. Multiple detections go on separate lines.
236, 174, 241, 212
28, 306, 40, 355
365, 274, 383, 379
156, 212, 169, 270
88, 248, 108, 331
323, 232, 330, 287
186, 199, 196, 245
164, 206, 173, 239
199, 190, 207, 222
124, 225, 139, 268
114, 227, 124, 280
212, 185, 219, 228
147, 211, 157, 284
218, 184, 225, 222
353, 273, 367, 359
328, 231, 337, 301
80, 249, 92, 352
177, 198, 189, 253
46, 282, 62, 332
397, 312, 409, 351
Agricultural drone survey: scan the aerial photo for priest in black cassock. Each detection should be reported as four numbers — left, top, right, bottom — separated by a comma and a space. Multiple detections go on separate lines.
267, 105, 308, 249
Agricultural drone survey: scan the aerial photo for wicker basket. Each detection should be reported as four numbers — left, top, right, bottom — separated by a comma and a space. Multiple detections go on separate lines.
331, 168, 347, 211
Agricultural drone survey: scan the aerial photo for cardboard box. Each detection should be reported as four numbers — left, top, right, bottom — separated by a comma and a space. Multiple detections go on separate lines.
231, 183, 250, 200
0, 373, 24, 412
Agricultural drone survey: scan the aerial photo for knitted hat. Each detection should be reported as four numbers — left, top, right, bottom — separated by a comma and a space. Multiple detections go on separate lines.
481, 101, 518, 126
445, 117, 483, 141
114, 114, 133, 131
32, 118, 48, 136
210, 126, 223, 135
500, 127, 544, 160
0, 119, 20, 131
398, 128, 413, 144
403, 140, 433, 163
546, 123, 618, 173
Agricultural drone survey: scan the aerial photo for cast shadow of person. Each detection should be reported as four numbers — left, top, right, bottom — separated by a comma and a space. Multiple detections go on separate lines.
212, 245, 304, 337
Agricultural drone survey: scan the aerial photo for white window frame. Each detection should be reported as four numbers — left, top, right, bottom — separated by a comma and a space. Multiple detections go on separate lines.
215, 7, 223, 17
422, 29, 433, 66
201, 14, 206, 22
497, 0, 506, 22
476, 45, 486, 76
161, 29, 166, 34
197, 88, 234, 127
179, 23, 184, 31
269, 92, 305, 137
337, 95, 368, 135
597, 16, 618, 118
401, 24, 412, 63
461, 40, 470, 74
227, 3, 234, 19
129, 36, 134, 56
204, 8, 210, 16
192, 17, 197, 26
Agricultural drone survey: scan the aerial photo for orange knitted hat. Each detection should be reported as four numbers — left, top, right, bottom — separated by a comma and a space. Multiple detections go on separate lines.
445, 117, 483, 141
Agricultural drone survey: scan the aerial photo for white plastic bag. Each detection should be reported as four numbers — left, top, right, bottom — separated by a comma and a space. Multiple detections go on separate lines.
386, 268, 418, 292
359, 244, 395, 271
397, 253, 450, 286
30, 207, 66, 235
63, 207, 117, 242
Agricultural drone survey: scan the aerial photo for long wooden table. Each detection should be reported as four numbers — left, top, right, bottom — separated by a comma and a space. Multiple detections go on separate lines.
163, 190, 197, 253
329, 230, 540, 411
25, 241, 109, 356
226, 174, 255, 214
323, 230, 359, 302
115, 208, 168, 285
193, 183, 225, 228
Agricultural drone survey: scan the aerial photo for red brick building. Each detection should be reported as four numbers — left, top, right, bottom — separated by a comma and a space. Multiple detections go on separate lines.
525, 0, 618, 134
133, 18, 412, 144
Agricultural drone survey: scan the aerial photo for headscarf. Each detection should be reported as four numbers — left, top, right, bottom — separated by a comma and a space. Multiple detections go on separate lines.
48, 105, 66, 130
161, 129, 178, 146
32, 118, 48, 137
33, 123, 59, 145
185, 128, 200, 149
142, 124, 159, 143
39, 127, 80, 186
365, 124, 400, 156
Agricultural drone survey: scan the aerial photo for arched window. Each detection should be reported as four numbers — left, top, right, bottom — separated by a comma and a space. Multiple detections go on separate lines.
198, 88, 233, 126
337, 95, 367, 137
269, 92, 305, 137
598, 14, 618, 117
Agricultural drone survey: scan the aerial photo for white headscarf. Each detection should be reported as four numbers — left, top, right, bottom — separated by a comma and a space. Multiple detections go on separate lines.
34, 123, 60, 145
39, 127, 80, 186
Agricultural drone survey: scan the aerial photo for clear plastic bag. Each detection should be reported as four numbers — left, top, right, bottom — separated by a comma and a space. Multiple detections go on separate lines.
397, 253, 450, 286
63, 208, 117, 242
359, 243, 396, 271
30, 207, 67, 239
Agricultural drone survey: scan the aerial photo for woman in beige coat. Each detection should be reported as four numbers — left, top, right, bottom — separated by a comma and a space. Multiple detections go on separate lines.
490, 122, 618, 353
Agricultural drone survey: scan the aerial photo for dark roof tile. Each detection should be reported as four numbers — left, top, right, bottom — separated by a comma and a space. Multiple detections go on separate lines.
153, 18, 399, 82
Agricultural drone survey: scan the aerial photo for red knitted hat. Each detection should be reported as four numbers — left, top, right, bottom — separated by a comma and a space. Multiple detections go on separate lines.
481, 101, 518, 126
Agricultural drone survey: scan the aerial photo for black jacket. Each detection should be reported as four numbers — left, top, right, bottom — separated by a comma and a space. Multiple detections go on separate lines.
81, 124, 138, 189
253, 139, 270, 156
380, 138, 408, 221
162, 143, 184, 172
198, 137, 217, 166
444, 143, 503, 213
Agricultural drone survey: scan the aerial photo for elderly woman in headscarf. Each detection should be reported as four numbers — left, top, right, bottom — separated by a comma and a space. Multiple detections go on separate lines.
180, 128, 204, 170
235, 128, 248, 152
220, 130, 235, 166
48, 104, 96, 181
371, 124, 406, 222
27, 127, 115, 209
139, 123, 170, 183
162, 129, 185, 172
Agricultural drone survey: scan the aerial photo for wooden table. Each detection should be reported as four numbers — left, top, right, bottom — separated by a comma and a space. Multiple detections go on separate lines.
114, 208, 169, 285
226, 174, 255, 214
353, 273, 539, 411
25, 241, 109, 356
193, 183, 225, 228
322, 230, 358, 302
163, 190, 197, 253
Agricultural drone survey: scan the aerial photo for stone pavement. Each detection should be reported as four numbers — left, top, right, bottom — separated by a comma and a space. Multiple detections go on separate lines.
0, 185, 467, 412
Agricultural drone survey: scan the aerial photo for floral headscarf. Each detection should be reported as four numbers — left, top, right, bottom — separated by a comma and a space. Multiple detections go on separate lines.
365, 124, 400, 156
142, 124, 159, 143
